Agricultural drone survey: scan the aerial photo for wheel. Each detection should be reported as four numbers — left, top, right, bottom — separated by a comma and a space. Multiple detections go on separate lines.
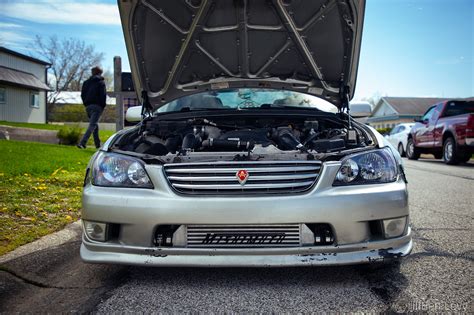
443, 137, 459, 165
433, 152, 443, 159
397, 143, 405, 157
406, 138, 420, 160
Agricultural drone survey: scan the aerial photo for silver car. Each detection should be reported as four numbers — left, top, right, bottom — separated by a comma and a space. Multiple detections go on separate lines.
80, 0, 412, 266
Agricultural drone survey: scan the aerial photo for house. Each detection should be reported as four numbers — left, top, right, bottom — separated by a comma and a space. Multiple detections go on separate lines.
0, 47, 51, 123
367, 97, 448, 129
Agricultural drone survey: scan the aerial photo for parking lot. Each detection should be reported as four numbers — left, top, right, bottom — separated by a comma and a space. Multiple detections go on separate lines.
0, 158, 472, 313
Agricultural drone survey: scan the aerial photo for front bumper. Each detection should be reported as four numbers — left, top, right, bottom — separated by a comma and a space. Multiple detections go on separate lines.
81, 160, 411, 266
81, 228, 412, 266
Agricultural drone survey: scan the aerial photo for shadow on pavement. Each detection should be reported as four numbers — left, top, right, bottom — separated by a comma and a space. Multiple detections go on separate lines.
0, 238, 409, 312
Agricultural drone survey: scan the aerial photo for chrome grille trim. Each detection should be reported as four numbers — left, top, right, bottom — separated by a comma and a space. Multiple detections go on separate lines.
167, 173, 318, 182
163, 161, 321, 195
172, 181, 315, 190
186, 224, 301, 248
165, 166, 320, 174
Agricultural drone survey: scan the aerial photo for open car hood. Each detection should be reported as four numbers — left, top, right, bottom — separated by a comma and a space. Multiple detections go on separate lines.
118, 0, 365, 110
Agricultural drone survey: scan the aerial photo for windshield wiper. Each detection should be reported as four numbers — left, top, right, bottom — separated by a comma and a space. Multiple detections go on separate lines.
178, 107, 231, 112
239, 104, 322, 111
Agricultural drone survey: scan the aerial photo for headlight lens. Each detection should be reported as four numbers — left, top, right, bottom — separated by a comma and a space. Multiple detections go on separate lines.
92, 152, 153, 188
336, 159, 359, 183
333, 148, 398, 185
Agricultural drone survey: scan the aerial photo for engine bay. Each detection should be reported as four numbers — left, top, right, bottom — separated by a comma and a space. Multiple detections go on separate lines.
112, 112, 374, 162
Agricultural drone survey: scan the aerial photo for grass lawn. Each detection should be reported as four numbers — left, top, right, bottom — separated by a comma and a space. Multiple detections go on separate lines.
0, 140, 96, 255
0, 121, 115, 146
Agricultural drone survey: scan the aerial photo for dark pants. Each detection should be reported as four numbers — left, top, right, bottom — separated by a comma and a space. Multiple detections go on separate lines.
79, 104, 103, 148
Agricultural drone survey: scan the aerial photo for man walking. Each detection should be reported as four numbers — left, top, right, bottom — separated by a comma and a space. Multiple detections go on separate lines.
77, 66, 107, 149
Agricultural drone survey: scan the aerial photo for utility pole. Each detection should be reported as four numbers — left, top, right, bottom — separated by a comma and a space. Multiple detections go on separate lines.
114, 56, 124, 131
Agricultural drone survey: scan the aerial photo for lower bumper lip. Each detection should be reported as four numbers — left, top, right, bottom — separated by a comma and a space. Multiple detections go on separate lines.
80, 228, 412, 267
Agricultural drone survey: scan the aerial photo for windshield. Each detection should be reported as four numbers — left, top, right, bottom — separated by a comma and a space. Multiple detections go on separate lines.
443, 101, 474, 117
156, 89, 338, 114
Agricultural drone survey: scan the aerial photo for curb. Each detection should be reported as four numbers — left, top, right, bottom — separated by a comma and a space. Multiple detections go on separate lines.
0, 220, 83, 264
0, 125, 59, 145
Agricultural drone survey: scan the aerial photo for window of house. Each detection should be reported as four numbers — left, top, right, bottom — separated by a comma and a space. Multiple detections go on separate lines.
0, 87, 6, 104
30, 92, 40, 108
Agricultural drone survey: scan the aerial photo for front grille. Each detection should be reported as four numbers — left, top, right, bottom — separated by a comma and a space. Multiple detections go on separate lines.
163, 161, 321, 195
186, 224, 301, 248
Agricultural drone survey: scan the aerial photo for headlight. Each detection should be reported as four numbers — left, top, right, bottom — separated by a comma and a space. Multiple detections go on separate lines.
92, 152, 153, 188
336, 159, 359, 183
333, 148, 398, 185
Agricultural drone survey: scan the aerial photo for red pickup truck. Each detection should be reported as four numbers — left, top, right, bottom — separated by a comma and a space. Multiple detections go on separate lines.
406, 99, 474, 164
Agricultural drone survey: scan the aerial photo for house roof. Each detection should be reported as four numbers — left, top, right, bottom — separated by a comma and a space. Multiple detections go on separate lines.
0, 66, 50, 91
375, 97, 450, 116
0, 47, 51, 66
53, 91, 116, 105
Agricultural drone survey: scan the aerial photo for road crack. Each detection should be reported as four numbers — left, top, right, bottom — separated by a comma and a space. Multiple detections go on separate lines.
410, 225, 473, 262
0, 265, 100, 290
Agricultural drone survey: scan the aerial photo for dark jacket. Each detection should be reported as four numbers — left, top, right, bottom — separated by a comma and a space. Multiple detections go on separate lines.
81, 75, 106, 108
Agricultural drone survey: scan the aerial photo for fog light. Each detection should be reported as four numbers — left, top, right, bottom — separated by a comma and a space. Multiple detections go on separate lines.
84, 221, 108, 242
383, 216, 407, 239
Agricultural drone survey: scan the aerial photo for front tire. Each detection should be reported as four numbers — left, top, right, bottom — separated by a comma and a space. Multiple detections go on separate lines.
406, 138, 420, 160
398, 143, 405, 157
443, 137, 459, 165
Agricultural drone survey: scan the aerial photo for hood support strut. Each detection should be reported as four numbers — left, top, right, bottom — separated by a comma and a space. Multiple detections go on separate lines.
339, 85, 352, 128
141, 90, 153, 117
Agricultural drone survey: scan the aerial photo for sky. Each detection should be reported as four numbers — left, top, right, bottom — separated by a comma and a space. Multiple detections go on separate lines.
0, 0, 472, 100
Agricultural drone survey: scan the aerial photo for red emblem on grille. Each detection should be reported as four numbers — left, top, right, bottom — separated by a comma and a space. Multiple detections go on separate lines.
236, 170, 249, 185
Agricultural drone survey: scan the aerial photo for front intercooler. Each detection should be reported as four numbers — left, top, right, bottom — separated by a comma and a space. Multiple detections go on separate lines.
186, 224, 301, 248
154, 224, 335, 248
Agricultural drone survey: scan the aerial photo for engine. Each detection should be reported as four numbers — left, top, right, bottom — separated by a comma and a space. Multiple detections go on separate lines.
117, 116, 365, 156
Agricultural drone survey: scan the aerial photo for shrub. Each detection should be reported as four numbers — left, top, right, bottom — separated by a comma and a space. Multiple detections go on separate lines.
48, 104, 117, 123
376, 127, 392, 135
57, 125, 82, 145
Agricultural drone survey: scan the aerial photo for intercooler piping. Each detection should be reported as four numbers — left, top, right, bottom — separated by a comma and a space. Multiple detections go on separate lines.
201, 138, 255, 151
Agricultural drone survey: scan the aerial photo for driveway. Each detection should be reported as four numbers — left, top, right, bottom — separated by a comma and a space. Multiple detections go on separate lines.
0, 158, 472, 313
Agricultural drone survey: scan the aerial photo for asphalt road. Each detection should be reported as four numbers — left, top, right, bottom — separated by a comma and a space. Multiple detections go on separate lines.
1, 158, 472, 313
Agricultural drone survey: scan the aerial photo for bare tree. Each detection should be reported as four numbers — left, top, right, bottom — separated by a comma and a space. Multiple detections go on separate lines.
31, 35, 104, 105
102, 69, 114, 92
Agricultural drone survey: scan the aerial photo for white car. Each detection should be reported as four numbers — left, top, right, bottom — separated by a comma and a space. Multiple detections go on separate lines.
385, 123, 415, 157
